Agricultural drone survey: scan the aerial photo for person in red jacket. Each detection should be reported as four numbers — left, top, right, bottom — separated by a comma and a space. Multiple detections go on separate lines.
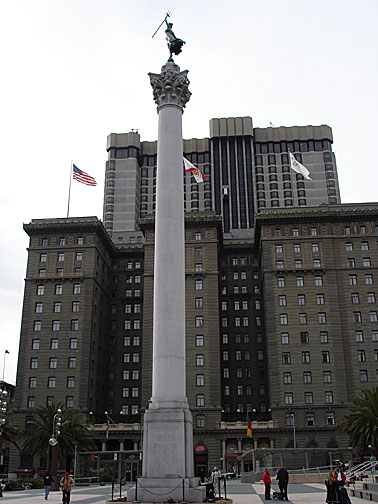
263, 468, 272, 500
334, 466, 346, 487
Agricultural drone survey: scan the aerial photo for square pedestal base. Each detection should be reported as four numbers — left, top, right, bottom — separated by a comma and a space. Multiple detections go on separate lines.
127, 477, 206, 503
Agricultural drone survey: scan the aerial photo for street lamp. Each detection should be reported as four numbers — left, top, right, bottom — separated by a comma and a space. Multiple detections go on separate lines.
49, 408, 62, 491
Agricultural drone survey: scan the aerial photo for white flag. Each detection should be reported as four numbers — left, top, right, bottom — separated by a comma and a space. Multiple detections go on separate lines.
289, 151, 312, 180
183, 157, 205, 183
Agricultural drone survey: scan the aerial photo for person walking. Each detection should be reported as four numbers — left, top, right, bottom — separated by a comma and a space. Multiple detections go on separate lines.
60, 472, 74, 504
325, 472, 339, 504
263, 468, 271, 500
43, 472, 54, 500
211, 467, 221, 496
276, 464, 289, 501
334, 466, 346, 487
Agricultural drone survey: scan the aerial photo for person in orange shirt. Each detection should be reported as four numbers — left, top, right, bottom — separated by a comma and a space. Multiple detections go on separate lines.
263, 468, 272, 500
60, 472, 74, 504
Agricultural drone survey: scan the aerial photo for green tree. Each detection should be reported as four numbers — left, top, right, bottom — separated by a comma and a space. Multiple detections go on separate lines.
341, 387, 378, 456
23, 403, 96, 472
0, 419, 22, 448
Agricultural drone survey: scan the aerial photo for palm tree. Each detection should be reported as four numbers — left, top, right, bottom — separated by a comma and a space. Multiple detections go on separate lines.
341, 387, 378, 457
23, 403, 96, 472
0, 419, 22, 448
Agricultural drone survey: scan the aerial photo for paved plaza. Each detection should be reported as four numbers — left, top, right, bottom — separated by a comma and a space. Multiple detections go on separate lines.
0, 480, 367, 504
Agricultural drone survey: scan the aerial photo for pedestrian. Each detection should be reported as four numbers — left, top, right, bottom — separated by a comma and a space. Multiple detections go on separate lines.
334, 466, 346, 487
43, 472, 54, 500
211, 467, 221, 496
262, 468, 271, 500
371, 455, 377, 475
276, 464, 289, 501
60, 472, 74, 504
325, 471, 339, 504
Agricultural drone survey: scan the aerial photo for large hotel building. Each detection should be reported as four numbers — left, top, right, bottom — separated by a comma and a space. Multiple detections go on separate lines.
10, 116, 377, 477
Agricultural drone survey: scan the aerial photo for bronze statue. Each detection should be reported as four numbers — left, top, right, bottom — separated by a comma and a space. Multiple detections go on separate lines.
152, 12, 186, 59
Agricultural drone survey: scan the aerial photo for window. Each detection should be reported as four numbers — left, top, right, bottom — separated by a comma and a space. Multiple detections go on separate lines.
195, 297, 203, 309
284, 393, 293, 405
279, 295, 287, 307
305, 392, 313, 404
370, 311, 378, 322
326, 412, 335, 425
282, 352, 291, 364
195, 316, 203, 328
29, 377, 37, 388
300, 332, 309, 344
325, 391, 333, 404
195, 279, 203, 291
236, 350, 242, 360
314, 275, 323, 286
49, 357, 57, 369
355, 331, 364, 342
311, 227, 317, 236
122, 370, 130, 380
302, 351, 311, 364
293, 244, 301, 253
132, 353, 139, 363
363, 258, 371, 267
132, 370, 139, 380
296, 276, 304, 287
293, 228, 299, 237
224, 385, 230, 396
68, 357, 76, 368
55, 284, 63, 295
34, 320, 41, 332
196, 416, 205, 428
277, 277, 285, 288
223, 368, 229, 378
67, 376, 75, 388
58, 253, 65, 262
133, 320, 141, 330
196, 354, 204, 366
295, 259, 302, 269
303, 371, 312, 384
347, 258, 355, 268
313, 259, 321, 268
69, 338, 78, 349
306, 413, 315, 426
73, 283, 81, 294
71, 320, 78, 331
233, 272, 239, 280
237, 385, 243, 396
195, 232, 202, 241
365, 274, 373, 285
322, 351, 330, 363
320, 331, 329, 343
196, 374, 205, 386
360, 225, 366, 234
283, 372, 292, 384
245, 301, 250, 310
276, 260, 284, 269
373, 331, 378, 342
345, 242, 353, 252
72, 301, 80, 312
323, 371, 332, 383
194, 247, 202, 257
131, 405, 138, 415
354, 311, 362, 323
318, 312, 327, 324
358, 350, 366, 362
196, 394, 205, 407
317, 294, 325, 305
241, 271, 247, 280
35, 302, 43, 314
349, 275, 358, 286
32, 339, 40, 350
299, 313, 307, 324
361, 241, 369, 251
298, 294, 306, 306
275, 244, 283, 254
280, 314, 288, 325
27, 396, 35, 408
48, 377, 56, 388
360, 370, 368, 382
37, 285, 45, 296
368, 293, 376, 304
281, 333, 289, 344
312, 243, 319, 253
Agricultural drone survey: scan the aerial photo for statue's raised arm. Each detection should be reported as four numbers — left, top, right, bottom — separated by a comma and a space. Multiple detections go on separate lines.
164, 19, 185, 59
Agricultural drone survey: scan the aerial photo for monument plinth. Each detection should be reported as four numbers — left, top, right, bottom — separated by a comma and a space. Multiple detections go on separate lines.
127, 59, 205, 502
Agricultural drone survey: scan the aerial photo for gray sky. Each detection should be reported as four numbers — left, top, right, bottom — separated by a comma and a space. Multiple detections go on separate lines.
1, 0, 377, 384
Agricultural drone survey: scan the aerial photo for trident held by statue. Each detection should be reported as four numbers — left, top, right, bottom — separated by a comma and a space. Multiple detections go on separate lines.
152, 11, 172, 38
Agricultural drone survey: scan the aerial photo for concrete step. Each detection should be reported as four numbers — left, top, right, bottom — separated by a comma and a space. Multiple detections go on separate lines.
350, 487, 378, 502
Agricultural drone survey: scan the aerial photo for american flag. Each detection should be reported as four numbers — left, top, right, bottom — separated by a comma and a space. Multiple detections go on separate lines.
73, 164, 97, 186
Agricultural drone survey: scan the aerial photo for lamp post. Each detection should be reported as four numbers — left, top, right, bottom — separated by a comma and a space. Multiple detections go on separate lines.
49, 408, 62, 491
0, 387, 8, 497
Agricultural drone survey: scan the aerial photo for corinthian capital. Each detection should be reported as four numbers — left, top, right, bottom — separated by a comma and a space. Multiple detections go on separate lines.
149, 60, 191, 109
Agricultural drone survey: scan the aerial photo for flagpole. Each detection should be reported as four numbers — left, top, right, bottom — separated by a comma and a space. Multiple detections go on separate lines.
67, 160, 73, 218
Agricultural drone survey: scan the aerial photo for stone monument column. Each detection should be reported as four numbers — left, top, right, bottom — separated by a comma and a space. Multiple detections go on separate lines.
127, 60, 205, 502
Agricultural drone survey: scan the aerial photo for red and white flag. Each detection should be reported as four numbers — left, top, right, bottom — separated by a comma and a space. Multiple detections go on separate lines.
73, 164, 97, 186
183, 158, 205, 183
